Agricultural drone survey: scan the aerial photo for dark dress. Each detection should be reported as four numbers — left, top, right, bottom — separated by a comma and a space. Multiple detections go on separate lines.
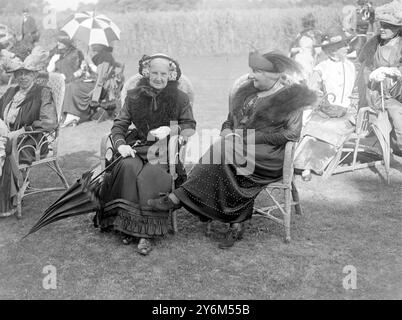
94, 78, 196, 237
0, 84, 57, 215
173, 82, 316, 224
49, 46, 84, 84
62, 50, 115, 121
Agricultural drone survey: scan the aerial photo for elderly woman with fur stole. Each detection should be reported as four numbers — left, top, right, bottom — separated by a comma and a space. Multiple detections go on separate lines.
148, 51, 316, 249
94, 54, 196, 255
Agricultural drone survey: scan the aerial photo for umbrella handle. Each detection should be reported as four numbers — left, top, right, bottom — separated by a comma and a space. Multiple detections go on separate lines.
380, 81, 385, 112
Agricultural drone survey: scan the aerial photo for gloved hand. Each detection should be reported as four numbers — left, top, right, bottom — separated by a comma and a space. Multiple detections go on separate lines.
369, 67, 388, 82
117, 144, 136, 158
149, 126, 171, 140
369, 67, 402, 82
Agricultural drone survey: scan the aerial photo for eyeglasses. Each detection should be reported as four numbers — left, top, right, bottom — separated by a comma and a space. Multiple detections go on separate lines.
14, 70, 33, 78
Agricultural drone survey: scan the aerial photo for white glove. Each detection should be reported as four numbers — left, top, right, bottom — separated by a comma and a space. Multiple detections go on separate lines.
369, 67, 387, 82
150, 126, 171, 140
369, 67, 401, 82
117, 144, 136, 158
385, 67, 402, 77
47, 54, 60, 73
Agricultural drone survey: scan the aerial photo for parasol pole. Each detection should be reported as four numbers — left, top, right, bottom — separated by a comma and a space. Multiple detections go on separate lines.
89, 140, 142, 184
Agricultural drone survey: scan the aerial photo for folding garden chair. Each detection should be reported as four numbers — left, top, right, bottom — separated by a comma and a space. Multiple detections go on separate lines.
11, 72, 69, 218
322, 92, 391, 183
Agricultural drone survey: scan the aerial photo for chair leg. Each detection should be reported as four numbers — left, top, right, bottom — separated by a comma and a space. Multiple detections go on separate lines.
323, 148, 342, 179
352, 137, 360, 171
171, 210, 178, 234
204, 221, 212, 237
291, 180, 303, 216
16, 179, 29, 219
53, 160, 69, 189
284, 189, 291, 243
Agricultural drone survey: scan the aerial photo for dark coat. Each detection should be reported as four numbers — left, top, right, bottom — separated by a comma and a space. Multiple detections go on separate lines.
21, 15, 39, 42
111, 78, 196, 149
357, 35, 402, 107
222, 81, 317, 145
0, 84, 57, 132
0, 84, 57, 164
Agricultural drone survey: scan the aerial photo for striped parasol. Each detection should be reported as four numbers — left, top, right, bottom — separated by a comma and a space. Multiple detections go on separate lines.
61, 11, 121, 47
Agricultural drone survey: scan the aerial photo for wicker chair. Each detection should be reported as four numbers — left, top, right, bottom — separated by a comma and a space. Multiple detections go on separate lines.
100, 74, 195, 233
11, 72, 69, 218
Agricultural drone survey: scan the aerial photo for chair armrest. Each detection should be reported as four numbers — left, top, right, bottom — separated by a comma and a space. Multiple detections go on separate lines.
10, 130, 55, 163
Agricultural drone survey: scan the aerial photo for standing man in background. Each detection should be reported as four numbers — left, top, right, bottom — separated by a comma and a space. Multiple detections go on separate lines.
21, 8, 39, 45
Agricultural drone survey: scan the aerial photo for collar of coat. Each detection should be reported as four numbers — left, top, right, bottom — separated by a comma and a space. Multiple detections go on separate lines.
232, 81, 317, 122
358, 35, 402, 67
2, 83, 42, 110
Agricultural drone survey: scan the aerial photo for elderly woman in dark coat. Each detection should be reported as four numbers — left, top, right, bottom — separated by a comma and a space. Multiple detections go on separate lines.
94, 54, 196, 255
0, 54, 57, 217
148, 51, 316, 249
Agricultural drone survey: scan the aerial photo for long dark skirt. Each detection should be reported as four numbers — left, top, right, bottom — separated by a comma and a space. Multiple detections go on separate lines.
173, 136, 285, 223
95, 156, 173, 238
63, 79, 95, 120
0, 139, 20, 216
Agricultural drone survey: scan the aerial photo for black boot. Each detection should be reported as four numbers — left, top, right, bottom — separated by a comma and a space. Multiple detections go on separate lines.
218, 223, 244, 249
147, 195, 181, 211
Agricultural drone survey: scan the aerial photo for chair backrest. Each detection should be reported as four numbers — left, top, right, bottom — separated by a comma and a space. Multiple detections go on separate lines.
47, 72, 65, 122
120, 73, 195, 106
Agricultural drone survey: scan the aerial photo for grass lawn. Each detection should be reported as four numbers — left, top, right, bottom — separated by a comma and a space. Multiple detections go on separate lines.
0, 56, 401, 299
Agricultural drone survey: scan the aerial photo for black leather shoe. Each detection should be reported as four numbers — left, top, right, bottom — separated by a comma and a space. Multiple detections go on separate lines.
147, 195, 181, 211
218, 223, 244, 249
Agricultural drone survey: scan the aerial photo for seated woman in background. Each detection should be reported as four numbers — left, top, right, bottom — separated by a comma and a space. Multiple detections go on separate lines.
61, 44, 116, 127
148, 51, 316, 249
0, 54, 57, 217
47, 30, 84, 84
94, 54, 196, 255
294, 28, 356, 180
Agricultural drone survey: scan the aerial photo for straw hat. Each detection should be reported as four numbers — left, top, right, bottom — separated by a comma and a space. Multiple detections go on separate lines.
6, 46, 49, 73
376, 0, 402, 26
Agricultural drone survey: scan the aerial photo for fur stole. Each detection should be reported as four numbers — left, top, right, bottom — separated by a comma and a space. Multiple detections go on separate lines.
232, 81, 316, 130
125, 78, 184, 137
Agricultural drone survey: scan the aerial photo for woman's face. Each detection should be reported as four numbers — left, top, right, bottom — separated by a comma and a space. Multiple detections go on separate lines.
249, 68, 280, 90
14, 69, 35, 90
149, 58, 170, 90
380, 22, 400, 40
